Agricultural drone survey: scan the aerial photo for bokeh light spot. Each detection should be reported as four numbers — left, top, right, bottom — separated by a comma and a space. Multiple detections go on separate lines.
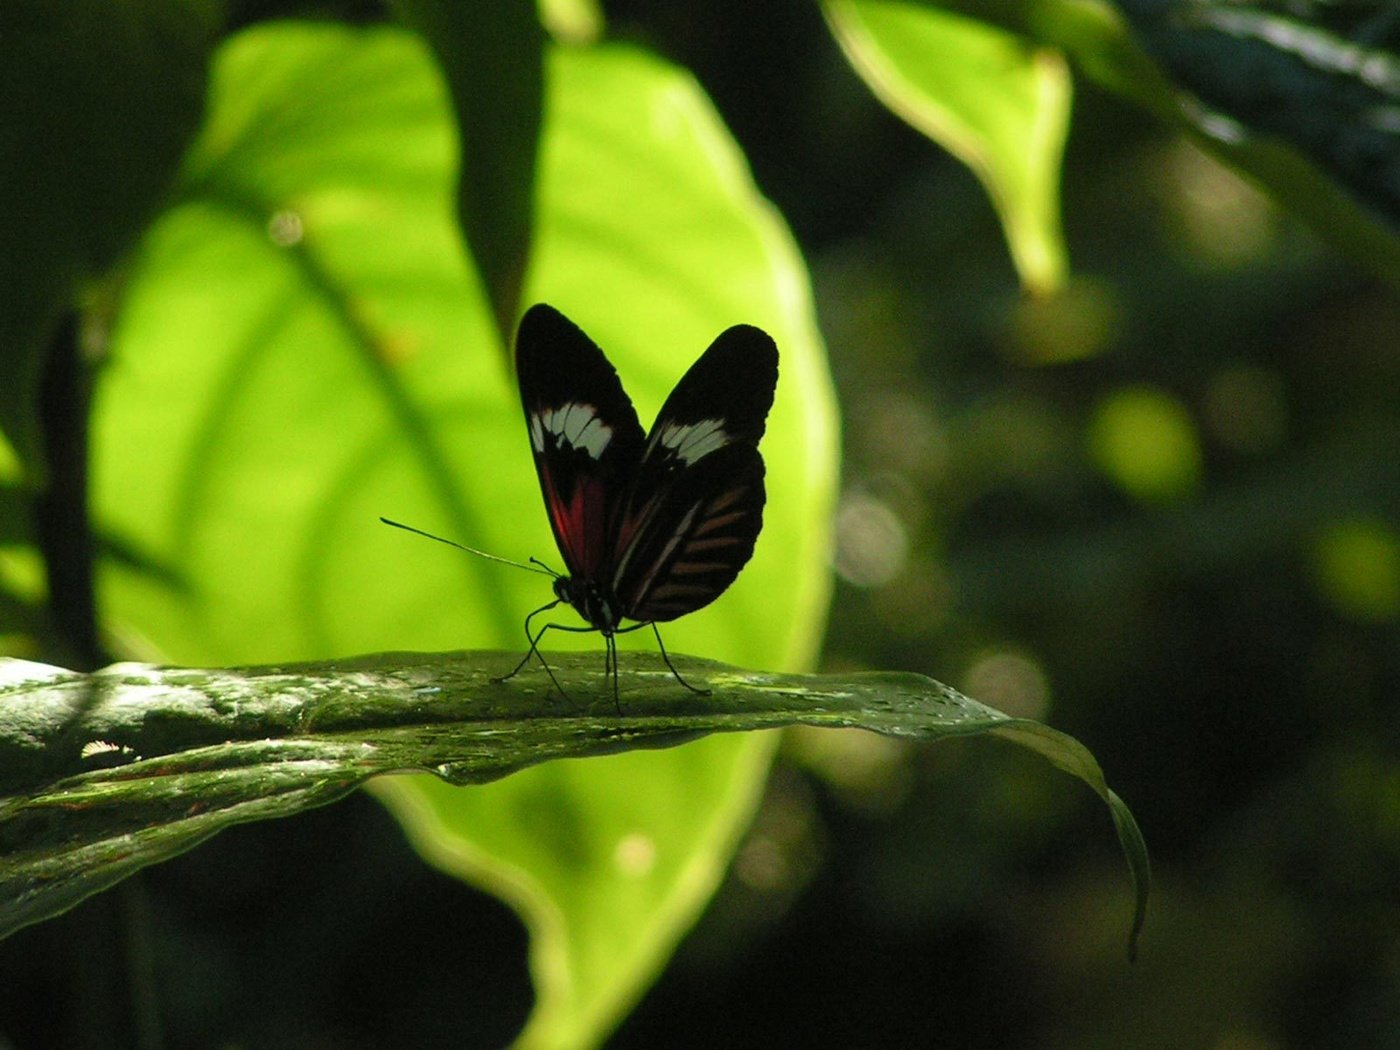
613, 832, 657, 877
834, 491, 909, 588
1088, 385, 1202, 504
1160, 139, 1277, 267
266, 209, 305, 247
1312, 518, 1400, 622
1006, 275, 1121, 364
963, 648, 1051, 720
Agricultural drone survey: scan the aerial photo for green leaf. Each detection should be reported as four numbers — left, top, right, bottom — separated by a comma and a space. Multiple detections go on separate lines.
91, 23, 837, 1049
825, 0, 1072, 293
387, 0, 544, 341
0, 0, 217, 474
0, 653, 1150, 963
1113, 0, 1400, 229
948, 0, 1400, 283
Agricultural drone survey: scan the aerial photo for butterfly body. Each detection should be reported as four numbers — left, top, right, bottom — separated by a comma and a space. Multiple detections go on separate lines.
552, 574, 621, 636
513, 303, 779, 698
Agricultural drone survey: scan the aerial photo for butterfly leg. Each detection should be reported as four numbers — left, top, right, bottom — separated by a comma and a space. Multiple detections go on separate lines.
498, 605, 620, 709
541, 622, 618, 708
596, 631, 617, 715
611, 622, 711, 696
495, 598, 566, 684
651, 623, 711, 696
496, 620, 583, 707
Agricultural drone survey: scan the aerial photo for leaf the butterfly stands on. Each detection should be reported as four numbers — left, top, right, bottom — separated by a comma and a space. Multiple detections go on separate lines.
383, 303, 779, 707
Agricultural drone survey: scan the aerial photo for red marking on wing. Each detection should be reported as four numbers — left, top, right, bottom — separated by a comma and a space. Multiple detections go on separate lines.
539, 456, 609, 577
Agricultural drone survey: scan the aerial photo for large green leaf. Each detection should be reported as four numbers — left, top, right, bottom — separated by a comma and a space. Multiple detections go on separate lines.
90, 23, 836, 1049
825, 0, 1072, 293
0, 653, 1149, 963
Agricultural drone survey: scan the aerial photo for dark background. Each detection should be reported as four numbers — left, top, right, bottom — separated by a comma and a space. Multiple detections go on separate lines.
4, 1, 1398, 1047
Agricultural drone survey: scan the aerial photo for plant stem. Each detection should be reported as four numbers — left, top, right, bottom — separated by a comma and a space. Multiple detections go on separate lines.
34, 312, 109, 672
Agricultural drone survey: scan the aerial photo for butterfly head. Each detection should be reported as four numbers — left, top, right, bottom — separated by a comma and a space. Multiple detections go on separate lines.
553, 574, 623, 636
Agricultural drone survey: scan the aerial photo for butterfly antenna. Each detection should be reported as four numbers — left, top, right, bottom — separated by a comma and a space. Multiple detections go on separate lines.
379, 517, 558, 577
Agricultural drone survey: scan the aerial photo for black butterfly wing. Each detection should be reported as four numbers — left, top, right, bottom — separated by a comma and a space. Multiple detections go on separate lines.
611, 323, 779, 622
515, 304, 647, 580
643, 323, 779, 459
612, 444, 767, 622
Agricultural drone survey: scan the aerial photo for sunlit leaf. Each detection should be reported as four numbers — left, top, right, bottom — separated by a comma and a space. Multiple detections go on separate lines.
825, 0, 1071, 293
91, 24, 837, 1049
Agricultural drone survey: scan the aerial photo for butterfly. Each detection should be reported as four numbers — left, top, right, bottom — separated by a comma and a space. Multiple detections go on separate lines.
383, 302, 779, 707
